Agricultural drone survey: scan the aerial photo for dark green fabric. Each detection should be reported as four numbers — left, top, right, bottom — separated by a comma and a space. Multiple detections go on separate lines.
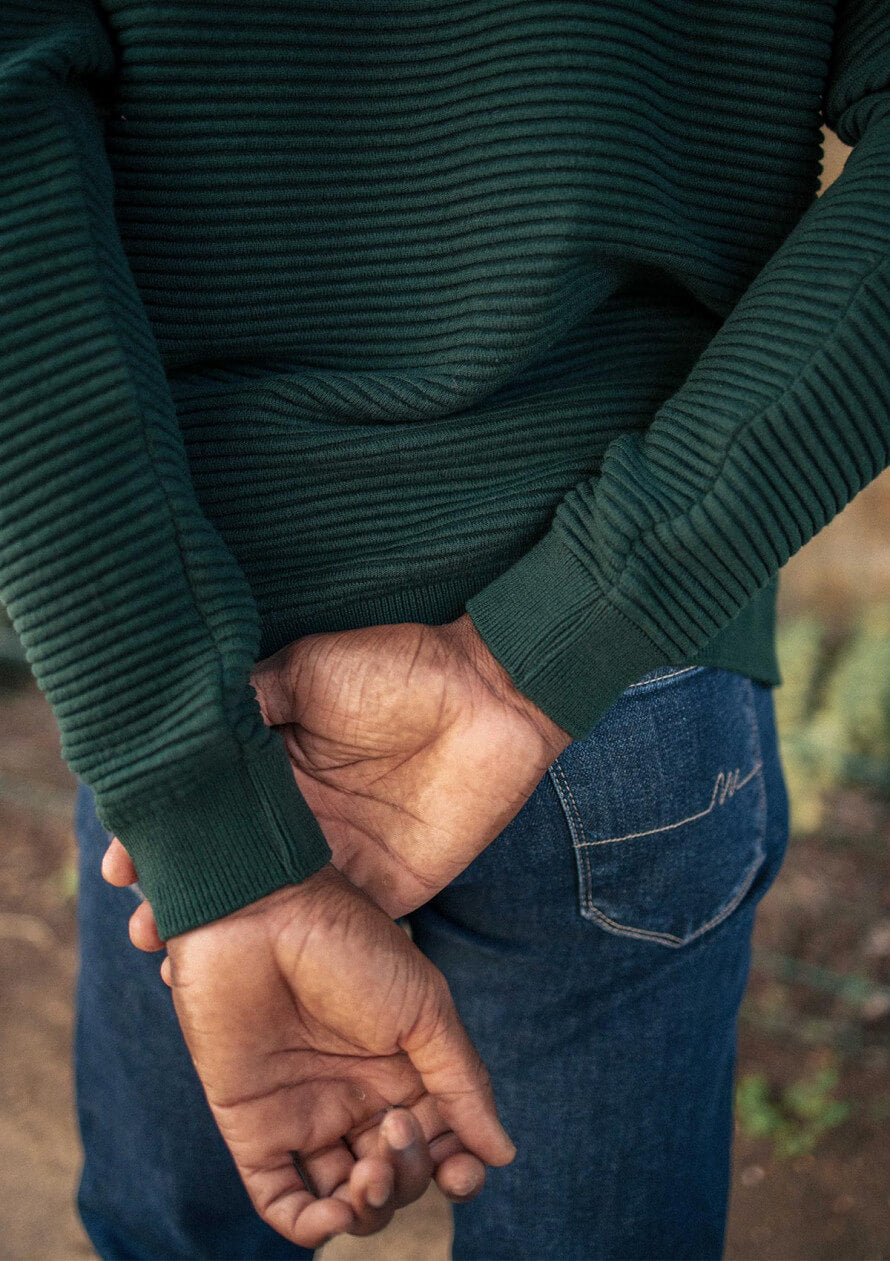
1, 1, 887, 933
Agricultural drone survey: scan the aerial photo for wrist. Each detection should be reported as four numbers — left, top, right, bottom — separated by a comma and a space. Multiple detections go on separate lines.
166, 862, 349, 947
443, 613, 572, 758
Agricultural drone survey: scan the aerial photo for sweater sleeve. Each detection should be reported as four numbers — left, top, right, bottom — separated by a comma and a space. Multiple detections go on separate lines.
465, 0, 890, 741
0, 1, 330, 940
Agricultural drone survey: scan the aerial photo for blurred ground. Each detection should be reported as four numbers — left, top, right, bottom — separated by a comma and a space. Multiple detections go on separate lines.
2, 129, 889, 1260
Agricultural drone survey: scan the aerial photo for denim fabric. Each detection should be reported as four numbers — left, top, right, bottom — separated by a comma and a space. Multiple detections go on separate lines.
72, 664, 789, 1260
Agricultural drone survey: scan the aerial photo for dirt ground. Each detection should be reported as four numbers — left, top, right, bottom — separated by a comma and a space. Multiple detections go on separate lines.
1, 670, 888, 1261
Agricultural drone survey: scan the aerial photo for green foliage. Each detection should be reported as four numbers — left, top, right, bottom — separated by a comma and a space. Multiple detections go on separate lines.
773, 615, 825, 731
735, 1066, 852, 1158
51, 860, 79, 905
810, 605, 890, 771
775, 606, 890, 833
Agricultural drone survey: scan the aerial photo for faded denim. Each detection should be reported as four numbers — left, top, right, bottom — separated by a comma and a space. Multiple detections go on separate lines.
73, 663, 789, 1260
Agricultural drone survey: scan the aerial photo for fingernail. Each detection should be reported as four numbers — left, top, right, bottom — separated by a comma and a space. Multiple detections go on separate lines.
383, 1110, 415, 1150
453, 1172, 482, 1198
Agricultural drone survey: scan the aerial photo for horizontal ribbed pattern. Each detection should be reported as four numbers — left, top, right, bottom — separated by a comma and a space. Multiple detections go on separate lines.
96, 731, 332, 941
470, 0, 890, 737
0, 2, 332, 932
1, 0, 886, 922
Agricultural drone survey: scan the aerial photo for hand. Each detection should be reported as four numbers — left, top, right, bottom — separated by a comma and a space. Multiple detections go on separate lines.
109, 612, 568, 920
115, 865, 514, 1249
104, 849, 496, 1236
248, 612, 571, 916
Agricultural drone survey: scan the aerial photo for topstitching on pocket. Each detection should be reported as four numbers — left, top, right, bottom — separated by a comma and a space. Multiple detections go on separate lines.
548, 666, 768, 947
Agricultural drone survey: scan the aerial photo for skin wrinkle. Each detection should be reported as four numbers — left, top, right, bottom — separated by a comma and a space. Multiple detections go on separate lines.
275, 723, 463, 894
41, 2, 886, 1246
103, 611, 562, 1241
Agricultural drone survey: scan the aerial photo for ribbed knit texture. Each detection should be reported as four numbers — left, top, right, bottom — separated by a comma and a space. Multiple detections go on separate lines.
1, 0, 888, 933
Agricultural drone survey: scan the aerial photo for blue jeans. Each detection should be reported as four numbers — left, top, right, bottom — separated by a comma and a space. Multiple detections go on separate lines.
73, 663, 789, 1260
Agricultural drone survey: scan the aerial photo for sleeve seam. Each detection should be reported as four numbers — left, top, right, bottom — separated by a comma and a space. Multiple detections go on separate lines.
606, 250, 888, 611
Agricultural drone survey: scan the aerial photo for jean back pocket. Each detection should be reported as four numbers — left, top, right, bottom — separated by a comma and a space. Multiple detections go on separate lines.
548, 665, 767, 948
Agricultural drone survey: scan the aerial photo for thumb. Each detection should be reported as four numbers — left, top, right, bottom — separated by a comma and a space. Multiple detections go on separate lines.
402, 980, 516, 1169
249, 652, 297, 728
249, 640, 314, 729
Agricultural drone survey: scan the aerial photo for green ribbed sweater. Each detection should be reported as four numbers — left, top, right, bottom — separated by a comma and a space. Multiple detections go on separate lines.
2, 1, 888, 938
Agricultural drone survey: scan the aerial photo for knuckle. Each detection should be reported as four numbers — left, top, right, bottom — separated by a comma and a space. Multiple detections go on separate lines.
425, 966, 453, 1015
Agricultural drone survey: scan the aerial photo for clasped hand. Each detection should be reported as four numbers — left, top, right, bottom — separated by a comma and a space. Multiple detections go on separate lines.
102, 613, 571, 1247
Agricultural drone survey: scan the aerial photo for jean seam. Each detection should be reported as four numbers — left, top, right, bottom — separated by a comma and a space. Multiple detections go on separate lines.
548, 756, 594, 924
625, 665, 704, 691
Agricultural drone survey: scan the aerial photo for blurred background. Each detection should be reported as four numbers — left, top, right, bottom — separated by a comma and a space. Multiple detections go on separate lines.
1, 128, 888, 1261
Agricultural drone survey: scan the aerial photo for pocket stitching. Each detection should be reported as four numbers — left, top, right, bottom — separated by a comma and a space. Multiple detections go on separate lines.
577, 835, 766, 947
548, 675, 769, 948
575, 759, 763, 848
549, 758, 599, 937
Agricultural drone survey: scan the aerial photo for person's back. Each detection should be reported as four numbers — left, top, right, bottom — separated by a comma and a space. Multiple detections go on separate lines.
2, 2, 888, 1256
75, 0, 820, 665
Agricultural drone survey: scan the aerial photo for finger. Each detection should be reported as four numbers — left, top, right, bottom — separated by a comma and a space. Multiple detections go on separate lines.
421, 1124, 486, 1199
290, 1195, 354, 1250
272, 1184, 355, 1249
297, 1140, 355, 1200
433, 1150, 486, 1203
335, 1154, 395, 1237
101, 836, 138, 886
405, 1106, 484, 1197
378, 1107, 434, 1208
347, 1093, 431, 1162
160, 955, 172, 987
249, 651, 300, 728
246, 1158, 356, 1250
128, 899, 165, 952
403, 985, 516, 1168
348, 1090, 474, 1184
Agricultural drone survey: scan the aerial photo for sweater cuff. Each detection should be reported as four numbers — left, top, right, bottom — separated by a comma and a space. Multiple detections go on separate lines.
464, 529, 673, 741
94, 731, 332, 940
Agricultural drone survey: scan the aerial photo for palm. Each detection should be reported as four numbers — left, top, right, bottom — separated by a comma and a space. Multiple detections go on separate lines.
250, 618, 569, 916
168, 872, 512, 1245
